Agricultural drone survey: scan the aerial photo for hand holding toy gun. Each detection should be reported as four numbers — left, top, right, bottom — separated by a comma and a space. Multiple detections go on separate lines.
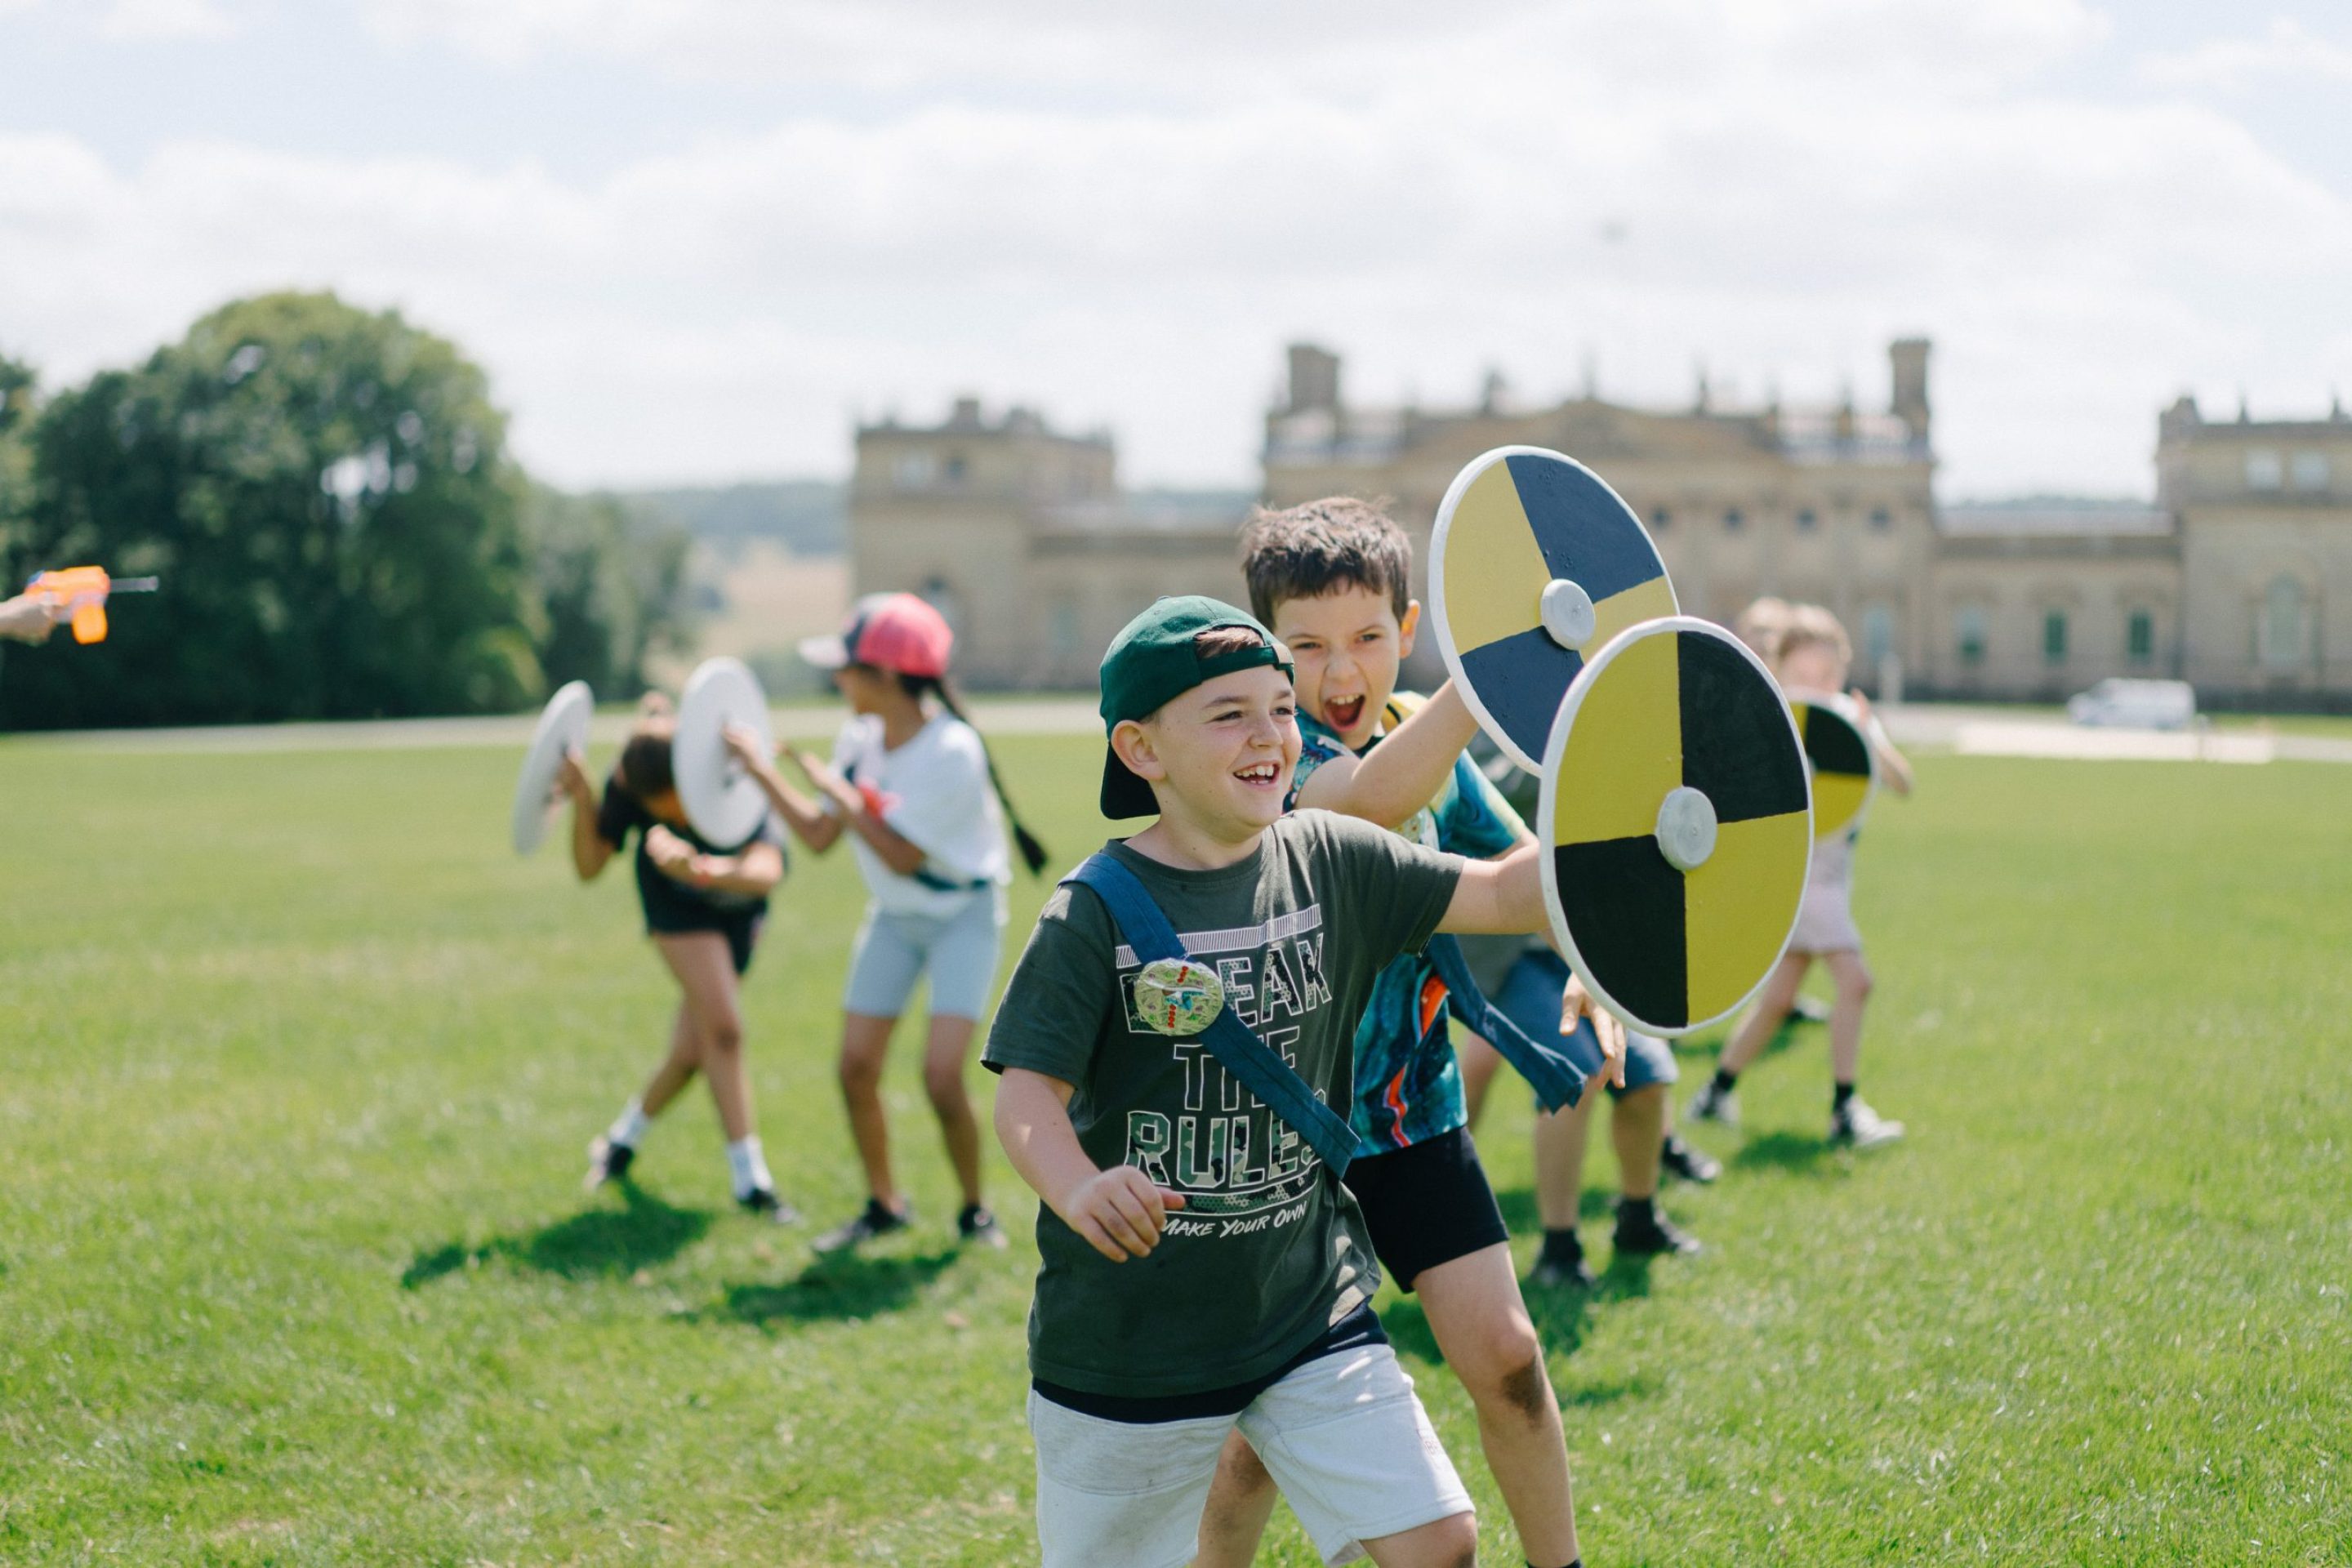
18, 567, 160, 644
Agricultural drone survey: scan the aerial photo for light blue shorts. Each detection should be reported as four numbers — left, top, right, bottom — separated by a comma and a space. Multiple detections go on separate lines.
843, 894, 1006, 1021
1493, 949, 1678, 1096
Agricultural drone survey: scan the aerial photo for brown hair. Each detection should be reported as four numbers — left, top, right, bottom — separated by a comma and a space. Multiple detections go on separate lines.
1192, 624, 1273, 660
1774, 604, 1852, 673
617, 714, 677, 801
1240, 497, 1412, 625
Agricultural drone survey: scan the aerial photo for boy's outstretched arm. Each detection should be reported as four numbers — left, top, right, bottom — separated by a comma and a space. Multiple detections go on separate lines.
1292, 681, 1481, 830
996, 1067, 1187, 1262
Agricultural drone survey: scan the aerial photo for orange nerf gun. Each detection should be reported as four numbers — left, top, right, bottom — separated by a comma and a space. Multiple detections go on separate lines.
25, 567, 160, 644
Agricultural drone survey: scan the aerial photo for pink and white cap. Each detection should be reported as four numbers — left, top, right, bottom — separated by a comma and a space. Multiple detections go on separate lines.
799, 592, 954, 679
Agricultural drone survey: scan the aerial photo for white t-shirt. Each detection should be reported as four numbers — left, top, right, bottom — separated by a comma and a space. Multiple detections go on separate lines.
831, 710, 1013, 917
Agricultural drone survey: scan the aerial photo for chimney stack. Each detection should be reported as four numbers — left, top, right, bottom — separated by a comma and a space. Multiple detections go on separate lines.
1285, 344, 1341, 414
1888, 337, 1930, 445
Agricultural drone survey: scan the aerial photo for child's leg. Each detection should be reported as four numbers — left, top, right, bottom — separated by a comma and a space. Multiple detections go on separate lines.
636, 1002, 702, 1120
1609, 1085, 1665, 1200
1715, 950, 1813, 1078
653, 933, 754, 1141
1454, 1031, 1503, 1130
920, 1015, 985, 1208
838, 1012, 902, 1208
1821, 950, 1873, 1085
1412, 1244, 1579, 1567
1535, 1089, 1597, 1230
1194, 1432, 1281, 1568
918, 894, 1003, 1210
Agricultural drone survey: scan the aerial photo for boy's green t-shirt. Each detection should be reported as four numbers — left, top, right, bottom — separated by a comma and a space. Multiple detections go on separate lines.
983, 808, 1463, 1399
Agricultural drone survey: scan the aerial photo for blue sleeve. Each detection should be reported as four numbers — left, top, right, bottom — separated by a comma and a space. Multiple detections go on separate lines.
1285, 719, 1352, 813
1435, 753, 1524, 860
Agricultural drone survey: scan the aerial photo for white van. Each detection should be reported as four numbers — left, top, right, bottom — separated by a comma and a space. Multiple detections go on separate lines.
2066, 678, 2197, 730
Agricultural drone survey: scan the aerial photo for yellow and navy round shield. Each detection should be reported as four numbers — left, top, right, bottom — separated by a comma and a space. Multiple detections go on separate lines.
1784, 688, 1877, 840
1429, 446, 1677, 773
1538, 618, 1813, 1036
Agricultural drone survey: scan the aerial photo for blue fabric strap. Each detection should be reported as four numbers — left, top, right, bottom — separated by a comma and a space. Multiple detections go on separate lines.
1066, 853, 1361, 1178
1424, 933, 1588, 1113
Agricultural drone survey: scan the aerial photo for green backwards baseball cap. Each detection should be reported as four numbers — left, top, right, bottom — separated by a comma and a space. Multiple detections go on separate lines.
1098, 595, 1294, 819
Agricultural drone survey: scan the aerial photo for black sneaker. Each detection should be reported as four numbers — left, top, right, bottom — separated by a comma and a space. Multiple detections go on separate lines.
814, 1197, 911, 1254
1613, 1204, 1701, 1258
737, 1186, 801, 1225
583, 1134, 635, 1192
1659, 1133, 1722, 1185
957, 1204, 1009, 1250
1528, 1239, 1595, 1290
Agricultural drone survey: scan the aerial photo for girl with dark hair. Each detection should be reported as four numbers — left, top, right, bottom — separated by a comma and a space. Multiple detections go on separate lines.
724, 592, 1047, 1253
563, 696, 795, 1219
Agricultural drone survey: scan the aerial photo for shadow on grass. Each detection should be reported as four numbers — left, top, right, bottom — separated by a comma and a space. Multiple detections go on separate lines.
1729, 1131, 1841, 1177
402, 1184, 712, 1288
708, 1246, 960, 1328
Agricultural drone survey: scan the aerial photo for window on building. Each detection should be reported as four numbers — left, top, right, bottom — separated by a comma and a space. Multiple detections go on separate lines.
921, 575, 965, 642
1869, 506, 1892, 531
1863, 606, 1894, 668
2127, 609, 2154, 664
942, 452, 969, 483
1956, 606, 1986, 666
2246, 450, 2283, 491
2292, 452, 2331, 492
2042, 610, 2068, 665
1650, 506, 1671, 532
892, 453, 935, 488
1795, 508, 1817, 532
1723, 507, 1744, 532
2260, 576, 2306, 670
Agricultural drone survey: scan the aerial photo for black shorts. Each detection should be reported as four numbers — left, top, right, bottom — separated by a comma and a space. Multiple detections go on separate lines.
1341, 1126, 1508, 1293
648, 913, 764, 976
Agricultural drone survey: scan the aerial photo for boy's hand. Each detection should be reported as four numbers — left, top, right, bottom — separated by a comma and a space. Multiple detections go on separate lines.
556, 746, 597, 807
1060, 1166, 1188, 1262
1562, 973, 1626, 1089
722, 722, 774, 773
644, 825, 701, 881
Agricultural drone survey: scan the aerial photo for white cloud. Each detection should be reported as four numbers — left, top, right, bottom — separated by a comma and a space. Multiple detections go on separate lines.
2138, 17, 2352, 91
2, 0, 2345, 499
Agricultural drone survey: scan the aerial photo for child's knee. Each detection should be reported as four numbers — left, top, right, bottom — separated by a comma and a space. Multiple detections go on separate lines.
838, 1047, 884, 1093
1463, 1334, 1552, 1425
1839, 963, 1873, 1003
702, 1013, 745, 1056
922, 1057, 968, 1110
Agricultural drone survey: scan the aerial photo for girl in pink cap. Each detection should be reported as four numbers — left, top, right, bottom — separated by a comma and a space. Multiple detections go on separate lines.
726, 592, 1048, 1252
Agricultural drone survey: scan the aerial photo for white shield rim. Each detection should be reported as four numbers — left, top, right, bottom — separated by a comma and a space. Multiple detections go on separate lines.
511, 679, 595, 855
675, 657, 774, 847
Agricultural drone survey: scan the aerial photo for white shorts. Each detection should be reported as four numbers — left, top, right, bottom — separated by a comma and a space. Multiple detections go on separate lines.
1027, 1342, 1470, 1568
841, 892, 1005, 1020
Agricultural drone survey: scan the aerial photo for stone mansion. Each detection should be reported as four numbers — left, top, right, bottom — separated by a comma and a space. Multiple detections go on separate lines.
848, 341, 2352, 707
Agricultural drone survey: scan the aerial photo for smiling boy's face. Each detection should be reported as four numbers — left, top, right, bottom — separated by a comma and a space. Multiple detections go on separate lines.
1114, 666, 1301, 840
1269, 583, 1420, 751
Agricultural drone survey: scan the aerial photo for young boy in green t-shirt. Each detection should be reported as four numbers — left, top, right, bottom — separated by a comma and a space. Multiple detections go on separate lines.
1193, 499, 1608, 1568
987, 595, 1590, 1568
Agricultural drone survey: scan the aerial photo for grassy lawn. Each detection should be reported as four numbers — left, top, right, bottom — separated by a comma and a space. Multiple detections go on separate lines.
2, 736, 2346, 1565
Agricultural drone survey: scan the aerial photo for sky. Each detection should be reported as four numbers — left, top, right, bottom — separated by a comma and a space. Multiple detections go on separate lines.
1, 0, 2347, 500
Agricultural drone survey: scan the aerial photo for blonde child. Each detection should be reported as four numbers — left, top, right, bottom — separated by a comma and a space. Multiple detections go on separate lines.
1690, 604, 1913, 1147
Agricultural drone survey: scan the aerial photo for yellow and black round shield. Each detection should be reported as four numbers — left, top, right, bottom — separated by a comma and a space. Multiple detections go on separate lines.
1785, 688, 1877, 840
1429, 446, 1677, 773
1538, 618, 1812, 1036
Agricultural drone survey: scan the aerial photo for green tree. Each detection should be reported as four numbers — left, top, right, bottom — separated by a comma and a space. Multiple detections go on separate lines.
2, 292, 541, 728
522, 483, 692, 697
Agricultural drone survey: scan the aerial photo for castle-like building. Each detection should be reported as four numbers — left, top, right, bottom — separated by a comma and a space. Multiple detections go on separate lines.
849, 345, 2352, 706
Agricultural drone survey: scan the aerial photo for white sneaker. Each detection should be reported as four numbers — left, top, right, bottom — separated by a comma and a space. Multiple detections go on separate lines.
1829, 1098, 1904, 1150
1688, 1079, 1740, 1128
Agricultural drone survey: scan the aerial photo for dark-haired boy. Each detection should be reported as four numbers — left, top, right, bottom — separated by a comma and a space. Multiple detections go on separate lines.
1192, 500, 1610, 1568
987, 595, 1593, 1568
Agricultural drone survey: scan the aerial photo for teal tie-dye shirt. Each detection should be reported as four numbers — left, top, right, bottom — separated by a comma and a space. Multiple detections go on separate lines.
1289, 695, 1528, 1152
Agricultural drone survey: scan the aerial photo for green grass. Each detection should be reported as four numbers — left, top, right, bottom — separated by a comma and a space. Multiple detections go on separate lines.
2, 737, 2346, 1565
